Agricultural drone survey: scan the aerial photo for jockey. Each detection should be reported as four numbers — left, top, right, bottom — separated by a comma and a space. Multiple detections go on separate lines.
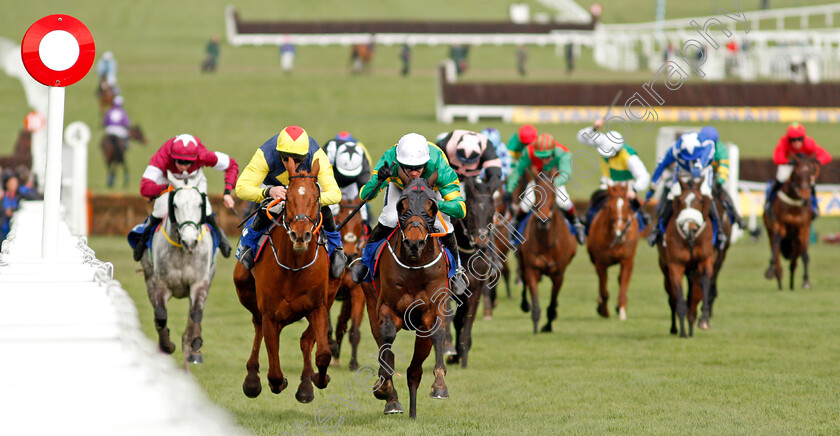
505, 124, 538, 162
103, 95, 130, 147
96, 51, 119, 94
698, 126, 747, 228
133, 134, 238, 261
646, 131, 726, 249
234, 126, 346, 277
436, 129, 503, 189
322, 136, 373, 229
480, 127, 512, 180
503, 132, 586, 245
766, 123, 832, 218
349, 133, 467, 293
575, 120, 650, 231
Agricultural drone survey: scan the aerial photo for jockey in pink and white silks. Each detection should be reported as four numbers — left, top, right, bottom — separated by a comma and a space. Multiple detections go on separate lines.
133, 134, 239, 261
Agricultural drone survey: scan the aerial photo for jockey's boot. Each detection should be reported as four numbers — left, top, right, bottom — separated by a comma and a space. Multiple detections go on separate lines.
320, 205, 346, 279
648, 200, 673, 247
811, 185, 820, 220
133, 216, 163, 261
721, 190, 747, 228
440, 232, 468, 295
239, 247, 255, 270
765, 180, 783, 221
710, 203, 728, 250
350, 224, 392, 284
238, 209, 271, 270
630, 198, 652, 226
205, 213, 231, 258
563, 208, 586, 245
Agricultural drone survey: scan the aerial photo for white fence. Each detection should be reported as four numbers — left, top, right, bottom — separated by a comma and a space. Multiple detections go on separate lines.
0, 202, 244, 436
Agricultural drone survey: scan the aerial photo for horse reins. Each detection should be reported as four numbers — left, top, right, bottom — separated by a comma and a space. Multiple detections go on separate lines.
262, 174, 324, 271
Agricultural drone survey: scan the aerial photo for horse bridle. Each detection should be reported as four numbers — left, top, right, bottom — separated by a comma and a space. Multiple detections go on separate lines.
166, 186, 207, 241
267, 175, 323, 236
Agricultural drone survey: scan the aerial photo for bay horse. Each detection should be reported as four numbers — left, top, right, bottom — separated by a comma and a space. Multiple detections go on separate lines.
140, 173, 215, 369
448, 176, 500, 368
705, 182, 733, 326
95, 76, 115, 115
517, 170, 577, 334
233, 157, 334, 403
764, 153, 820, 290
586, 181, 639, 321
493, 185, 514, 303
101, 124, 147, 188
365, 168, 450, 419
655, 176, 715, 337
329, 197, 367, 371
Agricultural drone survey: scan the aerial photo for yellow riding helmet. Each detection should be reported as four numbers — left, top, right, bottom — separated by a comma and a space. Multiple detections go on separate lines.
276, 125, 310, 155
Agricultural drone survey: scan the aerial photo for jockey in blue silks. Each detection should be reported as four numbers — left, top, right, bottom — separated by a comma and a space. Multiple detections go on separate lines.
646, 131, 727, 250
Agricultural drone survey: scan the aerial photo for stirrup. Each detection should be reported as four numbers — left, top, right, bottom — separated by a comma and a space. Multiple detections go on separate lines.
350, 262, 369, 284
574, 223, 586, 245
450, 268, 468, 295
647, 229, 659, 247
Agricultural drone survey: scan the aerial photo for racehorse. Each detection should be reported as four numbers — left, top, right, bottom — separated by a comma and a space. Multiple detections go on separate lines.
364, 169, 450, 419
655, 176, 715, 337
764, 153, 820, 290
95, 76, 115, 115
101, 124, 147, 188
586, 181, 639, 321
139, 173, 215, 369
448, 177, 500, 368
493, 186, 514, 304
350, 44, 374, 74
517, 170, 577, 334
706, 182, 733, 326
233, 158, 334, 403
329, 197, 367, 371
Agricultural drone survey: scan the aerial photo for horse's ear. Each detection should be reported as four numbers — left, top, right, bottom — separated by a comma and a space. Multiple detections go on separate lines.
464, 176, 475, 193
311, 158, 320, 176
282, 156, 296, 175
396, 197, 407, 218
427, 169, 439, 188
397, 165, 410, 187
426, 195, 439, 218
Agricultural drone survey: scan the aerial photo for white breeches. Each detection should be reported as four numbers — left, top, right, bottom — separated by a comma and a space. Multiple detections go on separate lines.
378, 182, 452, 234
519, 180, 573, 213
667, 167, 713, 200
775, 165, 794, 183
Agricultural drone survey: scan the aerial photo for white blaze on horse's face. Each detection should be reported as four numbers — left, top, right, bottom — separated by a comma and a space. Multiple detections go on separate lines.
615, 197, 625, 238
298, 186, 306, 196
173, 188, 204, 251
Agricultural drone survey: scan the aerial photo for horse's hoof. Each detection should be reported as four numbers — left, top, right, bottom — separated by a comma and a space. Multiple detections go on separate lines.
191, 336, 203, 351
187, 353, 204, 365
618, 307, 627, 321
329, 340, 340, 359
159, 342, 176, 355
670, 328, 677, 335
483, 315, 492, 321
446, 355, 459, 365
540, 324, 552, 333
330, 357, 340, 367
430, 386, 449, 400
803, 282, 812, 290
698, 319, 710, 330
597, 304, 609, 318
348, 360, 359, 372
764, 267, 776, 280
243, 376, 262, 398
268, 377, 288, 394
443, 342, 457, 356
384, 401, 403, 414
313, 373, 331, 389
295, 386, 314, 403
520, 300, 530, 313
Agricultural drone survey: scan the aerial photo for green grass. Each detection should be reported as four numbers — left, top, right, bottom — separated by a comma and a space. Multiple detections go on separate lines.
89, 217, 840, 435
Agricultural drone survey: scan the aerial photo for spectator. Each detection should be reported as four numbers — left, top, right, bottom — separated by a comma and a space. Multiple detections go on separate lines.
400, 43, 411, 76
450, 44, 469, 75
14, 165, 40, 200
280, 36, 296, 74
0, 171, 22, 241
516, 45, 527, 76
96, 51, 119, 94
202, 35, 221, 72
565, 43, 575, 74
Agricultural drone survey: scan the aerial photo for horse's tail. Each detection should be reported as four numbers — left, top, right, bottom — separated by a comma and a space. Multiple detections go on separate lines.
780, 236, 794, 260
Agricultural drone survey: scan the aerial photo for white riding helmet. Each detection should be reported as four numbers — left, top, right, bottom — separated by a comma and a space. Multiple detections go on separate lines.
396, 133, 430, 167
335, 141, 364, 177
594, 131, 623, 158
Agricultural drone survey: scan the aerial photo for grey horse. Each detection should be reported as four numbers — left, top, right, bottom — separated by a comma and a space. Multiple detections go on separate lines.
140, 173, 216, 369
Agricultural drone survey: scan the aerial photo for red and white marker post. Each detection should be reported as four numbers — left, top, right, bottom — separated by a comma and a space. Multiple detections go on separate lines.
21, 15, 94, 257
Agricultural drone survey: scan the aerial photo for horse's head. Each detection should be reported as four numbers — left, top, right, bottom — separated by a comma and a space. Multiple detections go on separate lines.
337, 198, 364, 263
605, 181, 632, 241
463, 176, 499, 249
130, 124, 147, 145
534, 171, 556, 230
283, 157, 321, 253
396, 168, 439, 260
168, 177, 207, 253
673, 176, 709, 244
789, 153, 819, 200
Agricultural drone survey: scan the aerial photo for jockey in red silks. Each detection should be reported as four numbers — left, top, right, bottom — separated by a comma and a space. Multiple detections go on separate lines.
766, 123, 832, 218
133, 134, 239, 261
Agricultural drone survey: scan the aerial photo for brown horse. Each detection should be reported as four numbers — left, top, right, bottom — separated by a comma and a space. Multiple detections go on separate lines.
517, 171, 577, 334
656, 176, 716, 337
586, 182, 639, 320
448, 176, 500, 368
95, 76, 115, 115
233, 157, 334, 403
364, 169, 450, 419
329, 197, 367, 371
706, 182, 733, 326
492, 185, 515, 305
101, 125, 147, 188
350, 44, 374, 74
764, 154, 820, 290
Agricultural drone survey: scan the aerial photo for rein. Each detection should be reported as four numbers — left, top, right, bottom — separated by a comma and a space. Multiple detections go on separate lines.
386, 238, 445, 270
260, 174, 324, 272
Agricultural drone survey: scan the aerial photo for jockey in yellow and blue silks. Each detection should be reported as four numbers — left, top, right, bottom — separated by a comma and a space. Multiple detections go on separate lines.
576, 122, 651, 234
646, 131, 727, 250
234, 126, 346, 277
349, 133, 468, 294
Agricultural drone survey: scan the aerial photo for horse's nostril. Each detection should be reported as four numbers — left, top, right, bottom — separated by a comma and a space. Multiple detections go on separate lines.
304, 232, 312, 242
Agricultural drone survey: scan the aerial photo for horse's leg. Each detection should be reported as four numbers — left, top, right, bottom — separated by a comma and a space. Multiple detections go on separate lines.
442, 298, 457, 356
595, 261, 610, 318
263, 316, 288, 395
519, 278, 530, 313
766, 233, 783, 289
361, 283, 382, 346
668, 264, 687, 338
122, 162, 130, 188
348, 286, 365, 371
447, 299, 465, 365
333, 298, 352, 365
234, 264, 263, 397
459, 283, 482, 368
378, 311, 402, 414
296, 323, 317, 403
617, 257, 634, 321
802, 235, 812, 290
107, 163, 115, 188
542, 272, 564, 333
310, 304, 332, 390
428, 319, 449, 401
698, 261, 714, 331
482, 280, 493, 320
147, 283, 175, 354
183, 280, 210, 367
502, 257, 512, 298
407, 334, 434, 420
525, 269, 541, 334
789, 247, 798, 291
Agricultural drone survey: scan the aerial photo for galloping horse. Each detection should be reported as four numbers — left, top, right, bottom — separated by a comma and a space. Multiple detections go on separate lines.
493, 185, 514, 303
448, 177, 500, 368
95, 76, 115, 115
330, 197, 368, 371
140, 173, 215, 369
656, 176, 715, 337
233, 158, 334, 403
517, 171, 577, 334
586, 181, 639, 320
707, 182, 733, 322
101, 124, 147, 188
364, 169, 450, 419
764, 153, 820, 290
